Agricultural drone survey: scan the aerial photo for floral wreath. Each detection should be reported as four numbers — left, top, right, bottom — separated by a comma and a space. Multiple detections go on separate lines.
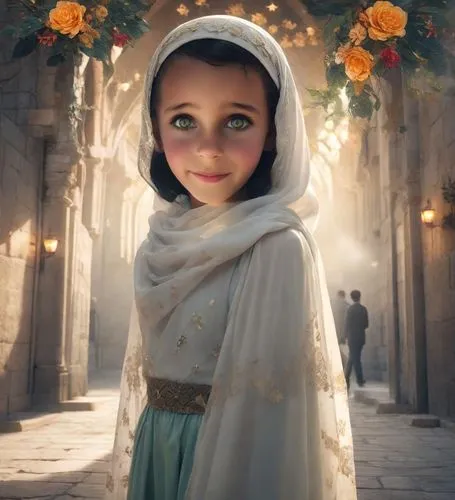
305, 0, 455, 119
0, 0, 148, 68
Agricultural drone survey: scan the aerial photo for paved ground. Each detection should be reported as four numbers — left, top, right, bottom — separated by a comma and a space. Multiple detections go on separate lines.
0, 374, 455, 499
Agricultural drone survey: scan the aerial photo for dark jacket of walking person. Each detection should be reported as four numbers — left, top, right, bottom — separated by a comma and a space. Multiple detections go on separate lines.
344, 290, 368, 389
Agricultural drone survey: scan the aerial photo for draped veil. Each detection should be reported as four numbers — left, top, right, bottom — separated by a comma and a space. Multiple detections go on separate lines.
106, 15, 356, 500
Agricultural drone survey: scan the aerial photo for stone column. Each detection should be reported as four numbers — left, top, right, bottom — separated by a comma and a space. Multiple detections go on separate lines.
400, 86, 429, 413
376, 73, 402, 403
33, 155, 78, 404
32, 58, 84, 405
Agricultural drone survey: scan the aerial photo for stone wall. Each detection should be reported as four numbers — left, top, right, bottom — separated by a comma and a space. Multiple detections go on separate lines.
0, 113, 44, 417
346, 75, 455, 416
0, 1, 46, 417
419, 93, 455, 417
68, 206, 93, 398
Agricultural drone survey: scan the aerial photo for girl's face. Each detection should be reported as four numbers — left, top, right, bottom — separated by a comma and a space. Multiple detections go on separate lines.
155, 56, 273, 207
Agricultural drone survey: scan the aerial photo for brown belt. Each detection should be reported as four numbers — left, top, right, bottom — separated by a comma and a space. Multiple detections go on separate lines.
146, 377, 211, 414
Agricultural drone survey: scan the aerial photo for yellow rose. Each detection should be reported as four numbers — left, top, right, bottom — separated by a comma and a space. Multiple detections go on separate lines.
365, 1, 408, 41
344, 46, 374, 82
95, 5, 108, 22
48, 1, 86, 38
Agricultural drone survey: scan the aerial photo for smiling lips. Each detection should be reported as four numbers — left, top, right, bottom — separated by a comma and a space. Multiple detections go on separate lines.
191, 172, 230, 183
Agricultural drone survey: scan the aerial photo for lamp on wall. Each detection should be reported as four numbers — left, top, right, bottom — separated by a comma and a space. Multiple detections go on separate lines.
40, 236, 59, 271
43, 237, 58, 255
421, 200, 436, 227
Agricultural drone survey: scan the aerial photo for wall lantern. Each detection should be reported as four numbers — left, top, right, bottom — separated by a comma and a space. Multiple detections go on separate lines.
421, 200, 436, 227
40, 237, 59, 271
43, 237, 59, 255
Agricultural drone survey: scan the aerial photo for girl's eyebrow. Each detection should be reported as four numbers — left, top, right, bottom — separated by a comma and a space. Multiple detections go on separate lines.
164, 102, 260, 114
229, 102, 260, 114
164, 102, 199, 112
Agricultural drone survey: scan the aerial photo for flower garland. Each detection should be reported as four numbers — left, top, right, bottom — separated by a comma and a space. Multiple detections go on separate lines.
305, 0, 454, 119
0, 1, 148, 66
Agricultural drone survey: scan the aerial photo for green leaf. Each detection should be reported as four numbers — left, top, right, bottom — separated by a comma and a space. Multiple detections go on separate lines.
12, 35, 38, 59
326, 63, 347, 90
304, 0, 359, 17
0, 25, 17, 37
393, 0, 414, 9
47, 53, 66, 66
348, 91, 374, 120
16, 16, 45, 38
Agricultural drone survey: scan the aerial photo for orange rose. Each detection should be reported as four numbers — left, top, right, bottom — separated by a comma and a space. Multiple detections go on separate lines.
344, 46, 375, 82
48, 1, 86, 38
365, 1, 408, 41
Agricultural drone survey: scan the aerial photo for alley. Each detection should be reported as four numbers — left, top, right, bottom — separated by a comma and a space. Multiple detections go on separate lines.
0, 379, 455, 500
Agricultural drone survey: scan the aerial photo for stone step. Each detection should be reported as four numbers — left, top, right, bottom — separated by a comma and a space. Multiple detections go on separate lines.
0, 397, 104, 434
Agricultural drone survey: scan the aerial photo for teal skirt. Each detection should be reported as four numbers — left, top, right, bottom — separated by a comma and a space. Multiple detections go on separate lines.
127, 406, 203, 500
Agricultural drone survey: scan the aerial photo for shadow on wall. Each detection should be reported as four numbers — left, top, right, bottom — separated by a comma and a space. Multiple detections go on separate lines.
0, 0, 48, 417
0, 111, 45, 418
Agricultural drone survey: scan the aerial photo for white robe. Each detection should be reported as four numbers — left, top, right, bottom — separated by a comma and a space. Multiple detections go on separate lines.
107, 227, 356, 499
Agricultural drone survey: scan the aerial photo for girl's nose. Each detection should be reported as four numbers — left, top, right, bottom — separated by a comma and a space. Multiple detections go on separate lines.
196, 135, 223, 159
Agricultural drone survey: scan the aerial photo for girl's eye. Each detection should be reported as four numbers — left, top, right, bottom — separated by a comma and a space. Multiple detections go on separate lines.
172, 115, 195, 130
226, 116, 251, 130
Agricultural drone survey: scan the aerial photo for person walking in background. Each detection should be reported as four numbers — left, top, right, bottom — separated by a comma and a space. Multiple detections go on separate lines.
344, 289, 368, 391
332, 290, 350, 369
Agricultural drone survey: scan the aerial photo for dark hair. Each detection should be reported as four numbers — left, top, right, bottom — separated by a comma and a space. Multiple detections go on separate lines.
149, 39, 279, 203
337, 290, 346, 298
350, 290, 361, 302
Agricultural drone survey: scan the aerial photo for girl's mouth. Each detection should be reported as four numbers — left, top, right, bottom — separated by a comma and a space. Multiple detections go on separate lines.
191, 172, 230, 183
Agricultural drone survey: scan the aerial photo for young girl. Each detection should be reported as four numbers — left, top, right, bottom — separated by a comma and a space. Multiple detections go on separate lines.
106, 14, 357, 500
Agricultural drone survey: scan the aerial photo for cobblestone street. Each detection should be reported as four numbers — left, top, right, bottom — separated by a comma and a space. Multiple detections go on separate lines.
1, 376, 455, 500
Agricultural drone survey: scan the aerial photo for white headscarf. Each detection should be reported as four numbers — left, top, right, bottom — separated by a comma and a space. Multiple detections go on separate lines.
132, 14, 319, 324
106, 15, 356, 500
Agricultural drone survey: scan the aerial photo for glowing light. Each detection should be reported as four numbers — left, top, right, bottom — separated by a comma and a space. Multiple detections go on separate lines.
421, 200, 436, 226
118, 82, 131, 92
293, 32, 306, 47
266, 2, 278, 12
282, 19, 297, 30
43, 237, 58, 254
177, 3, 189, 15
268, 24, 278, 34
251, 12, 267, 26
280, 35, 293, 49
226, 3, 245, 16
326, 132, 341, 151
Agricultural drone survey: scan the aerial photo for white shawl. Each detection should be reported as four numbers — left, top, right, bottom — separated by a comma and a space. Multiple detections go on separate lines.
106, 15, 356, 500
